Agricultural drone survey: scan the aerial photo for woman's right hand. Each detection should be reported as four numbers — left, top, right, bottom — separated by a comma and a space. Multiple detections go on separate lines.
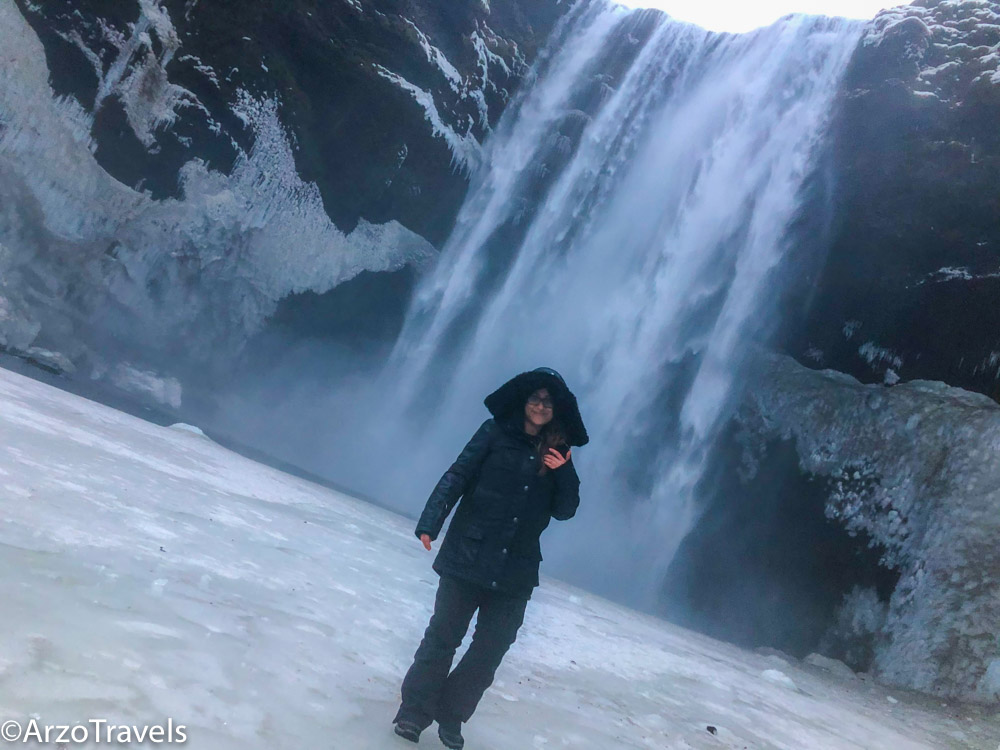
420, 534, 432, 551
543, 447, 570, 470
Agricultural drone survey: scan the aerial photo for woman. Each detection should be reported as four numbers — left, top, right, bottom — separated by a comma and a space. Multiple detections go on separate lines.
392, 367, 588, 749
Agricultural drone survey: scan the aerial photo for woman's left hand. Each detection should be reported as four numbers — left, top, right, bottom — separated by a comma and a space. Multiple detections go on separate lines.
543, 447, 570, 470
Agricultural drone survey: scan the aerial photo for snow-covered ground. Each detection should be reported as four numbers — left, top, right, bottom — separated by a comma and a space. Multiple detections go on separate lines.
0, 367, 996, 750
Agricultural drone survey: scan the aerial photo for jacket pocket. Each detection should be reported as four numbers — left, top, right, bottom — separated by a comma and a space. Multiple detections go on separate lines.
457, 526, 484, 565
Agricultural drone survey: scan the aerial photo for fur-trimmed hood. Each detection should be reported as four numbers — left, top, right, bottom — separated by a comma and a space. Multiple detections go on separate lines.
483, 367, 589, 447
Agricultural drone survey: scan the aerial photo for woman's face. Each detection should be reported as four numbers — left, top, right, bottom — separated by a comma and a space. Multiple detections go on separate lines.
524, 387, 554, 429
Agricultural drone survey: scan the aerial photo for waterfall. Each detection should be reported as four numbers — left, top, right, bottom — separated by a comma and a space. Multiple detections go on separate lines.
1, 0, 866, 609
332, 0, 865, 607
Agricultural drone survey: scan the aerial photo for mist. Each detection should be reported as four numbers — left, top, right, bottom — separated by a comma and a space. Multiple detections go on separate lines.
189, 3, 866, 625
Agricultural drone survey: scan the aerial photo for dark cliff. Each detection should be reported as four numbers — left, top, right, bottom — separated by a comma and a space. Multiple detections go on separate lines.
789, 0, 1000, 396
0, 0, 566, 381
16, 0, 565, 247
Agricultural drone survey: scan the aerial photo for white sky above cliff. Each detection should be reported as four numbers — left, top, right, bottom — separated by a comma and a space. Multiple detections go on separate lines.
617, 0, 909, 33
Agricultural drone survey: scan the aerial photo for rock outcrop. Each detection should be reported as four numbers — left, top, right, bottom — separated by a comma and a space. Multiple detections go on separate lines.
740, 351, 1000, 702
16, 0, 563, 245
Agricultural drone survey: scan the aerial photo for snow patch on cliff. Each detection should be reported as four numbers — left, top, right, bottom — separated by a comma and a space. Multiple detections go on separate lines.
374, 65, 482, 172
862, 12, 931, 50
403, 18, 463, 93
858, 341, 903, 370
178, 55, 221, 88
864, 1, 1000, 99
394, 17, 527, 139
915, 265, 1000, 286
470, 22, 526, 120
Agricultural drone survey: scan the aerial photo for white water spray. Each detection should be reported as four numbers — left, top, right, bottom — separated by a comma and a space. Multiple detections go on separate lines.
345, 1, 865, 606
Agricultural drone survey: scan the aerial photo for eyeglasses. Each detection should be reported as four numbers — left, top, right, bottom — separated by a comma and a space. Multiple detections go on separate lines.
527, 395, 554, 409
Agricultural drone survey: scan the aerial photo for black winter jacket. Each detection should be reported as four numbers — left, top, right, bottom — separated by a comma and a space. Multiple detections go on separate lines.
414, 417, 581, 599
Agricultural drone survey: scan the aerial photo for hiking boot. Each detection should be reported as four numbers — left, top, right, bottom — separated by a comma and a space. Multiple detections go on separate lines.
393, 719, 422, 743
437, 722, 464, 749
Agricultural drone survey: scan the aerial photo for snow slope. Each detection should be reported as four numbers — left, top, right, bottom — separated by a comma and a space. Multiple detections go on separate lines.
0, 366, 996, 749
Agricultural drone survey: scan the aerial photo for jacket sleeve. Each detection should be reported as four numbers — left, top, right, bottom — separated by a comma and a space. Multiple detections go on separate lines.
550, 456, 581, 521
415, 419, 495, 541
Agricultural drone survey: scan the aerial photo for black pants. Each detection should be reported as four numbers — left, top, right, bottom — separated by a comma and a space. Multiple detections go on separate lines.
394, 574, 529, 729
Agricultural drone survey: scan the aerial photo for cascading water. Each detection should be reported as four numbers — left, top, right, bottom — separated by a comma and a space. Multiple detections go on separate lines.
1, 0, 866, 611
329, 0, 865, 608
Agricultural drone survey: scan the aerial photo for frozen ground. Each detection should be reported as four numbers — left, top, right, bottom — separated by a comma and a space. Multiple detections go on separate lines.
0, 367, 996, 750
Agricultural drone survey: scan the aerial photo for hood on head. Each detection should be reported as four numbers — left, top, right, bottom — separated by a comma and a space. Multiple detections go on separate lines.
483, 367, 589, 447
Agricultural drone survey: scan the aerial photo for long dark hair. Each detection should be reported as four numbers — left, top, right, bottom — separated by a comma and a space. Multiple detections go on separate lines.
532, 416, 568, 475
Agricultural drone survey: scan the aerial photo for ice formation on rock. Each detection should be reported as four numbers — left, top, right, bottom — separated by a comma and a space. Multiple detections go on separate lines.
741, 351, 1000, 701
109, 364, 183, 409
47, 0, 211, 146
0, 0, 434, 368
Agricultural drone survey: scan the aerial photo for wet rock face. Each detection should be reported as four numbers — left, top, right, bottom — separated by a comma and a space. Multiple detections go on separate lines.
15, 0, 564, 247
790, 0, 1000, 396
